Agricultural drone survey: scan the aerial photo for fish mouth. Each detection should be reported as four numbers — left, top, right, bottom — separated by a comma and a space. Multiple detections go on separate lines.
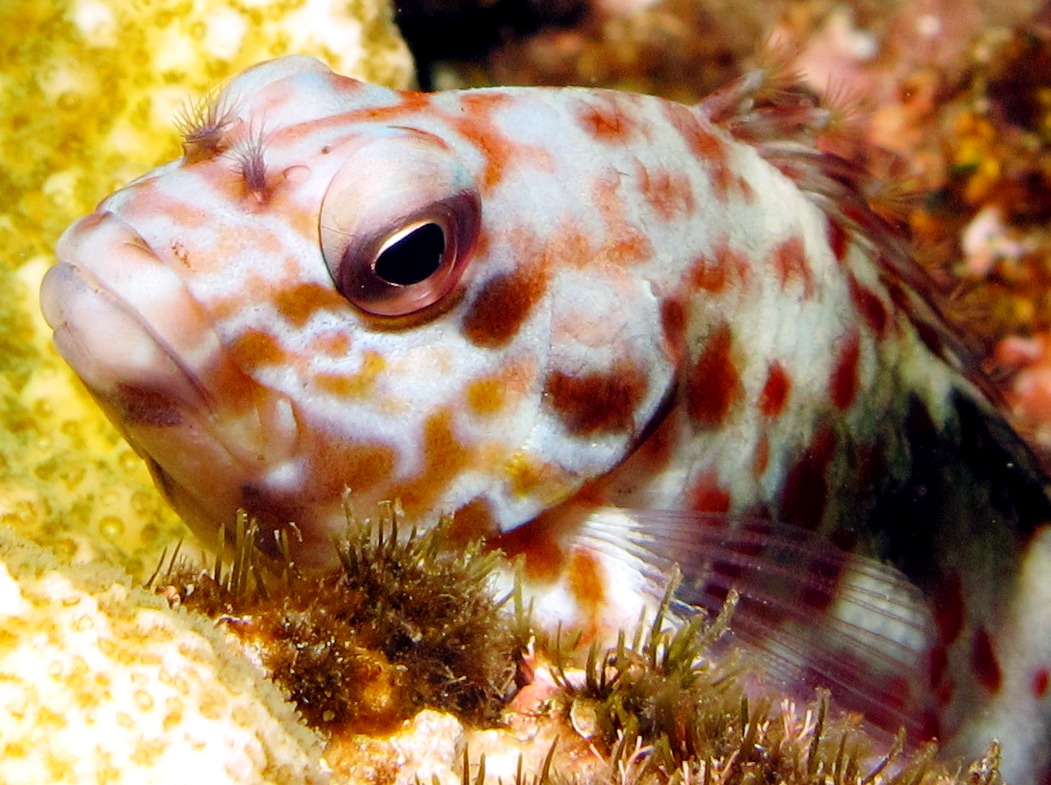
41, 210, 301, 535
42, 211, 223, 428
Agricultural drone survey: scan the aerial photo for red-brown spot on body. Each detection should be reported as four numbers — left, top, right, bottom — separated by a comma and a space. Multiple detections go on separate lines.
686, 322, 742, 428
733, 174, 755, 202
311, 438, 397, 497
275, 282, 350, 327
222, 249, 284, 300
752, 432, 770, 478
493, 513, 567, 584
688, 126, 725, 165
914, 320, 945, 359
772, 236, 815, 296
354, 90, 432, 124
465, 357, 534, 418
114, 384, 183, 427
886, 280, 910, 313
211, 294, 242, 322
661, 106, 754, 203
230, 330, 287, 369
446, 91, 556, 192
465, 378, 505, 419
544, 359, 649, 436
567, 549, 605, 621
124, 188, 211, 233
541, 222, 593, 269
759, 362, 791, 417
660, 297, 687, 362
848, 274, 889, 338
689, 469, 732, 513
593, 169, 653, 266
461, 258, 549, 348
637, 163, 695, 222
826, 218, 850, 262
1034, 667, 1050, 699
576, 94, 636, 142
929, 642, 950, 698
665, 103, 729, 170
972, 627, 1003, 694
378, 407, 477, 519
686, 242, 750, 294
399, 409, 474, 515
830, 331, 861, 410
313, 331, 351, 356
885, 279, 947, 357
710, 166, 735, 202
315, 350, 384, 399
447, 497, 501, 547
779, 427, 836, 529
933, 572, 965, 646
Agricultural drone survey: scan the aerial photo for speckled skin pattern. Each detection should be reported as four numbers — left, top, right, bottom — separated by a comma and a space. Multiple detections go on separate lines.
40, 56, 1051, 783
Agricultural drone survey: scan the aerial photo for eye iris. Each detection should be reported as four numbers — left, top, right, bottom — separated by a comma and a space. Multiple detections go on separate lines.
374, 222, 446, 286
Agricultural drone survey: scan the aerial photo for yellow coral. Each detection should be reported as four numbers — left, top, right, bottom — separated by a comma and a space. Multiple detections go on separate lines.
0, 525, 328, 785
0, 0, 413, 576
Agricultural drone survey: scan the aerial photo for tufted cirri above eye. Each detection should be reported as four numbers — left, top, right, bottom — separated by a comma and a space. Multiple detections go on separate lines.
320, 131, 481, 316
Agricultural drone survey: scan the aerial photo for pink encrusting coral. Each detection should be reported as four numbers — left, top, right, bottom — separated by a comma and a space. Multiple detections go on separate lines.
38, 43, 1051, 785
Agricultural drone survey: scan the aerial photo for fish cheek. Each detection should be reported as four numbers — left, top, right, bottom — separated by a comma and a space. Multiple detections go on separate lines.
145, 455, 245, 552
535, 268, 677, 486
312, 439, 398, 499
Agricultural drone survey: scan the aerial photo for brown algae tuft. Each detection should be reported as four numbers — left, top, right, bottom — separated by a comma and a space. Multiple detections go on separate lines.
154, 502, 522, 736
503, 578, 1006, 785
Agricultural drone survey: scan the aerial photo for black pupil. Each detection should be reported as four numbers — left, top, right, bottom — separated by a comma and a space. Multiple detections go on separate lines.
374, 222, 446, 286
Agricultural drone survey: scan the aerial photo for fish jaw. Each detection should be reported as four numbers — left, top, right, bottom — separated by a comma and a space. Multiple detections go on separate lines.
41, 210, 303, 549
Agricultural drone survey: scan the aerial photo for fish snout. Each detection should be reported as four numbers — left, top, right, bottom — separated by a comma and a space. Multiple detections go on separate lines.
42, 211, 222, 415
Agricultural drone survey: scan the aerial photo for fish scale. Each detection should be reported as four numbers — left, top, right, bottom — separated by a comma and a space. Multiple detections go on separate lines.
39, 55, 1051, 782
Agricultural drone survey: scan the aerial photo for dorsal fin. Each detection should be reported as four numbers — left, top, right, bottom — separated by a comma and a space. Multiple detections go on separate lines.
695, 58, 999, 408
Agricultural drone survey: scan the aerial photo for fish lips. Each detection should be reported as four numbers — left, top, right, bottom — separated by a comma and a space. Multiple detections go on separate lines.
43, 210, 223, 428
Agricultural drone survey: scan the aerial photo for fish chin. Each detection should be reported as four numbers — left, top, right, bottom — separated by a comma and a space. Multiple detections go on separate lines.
41, 212, 302, 545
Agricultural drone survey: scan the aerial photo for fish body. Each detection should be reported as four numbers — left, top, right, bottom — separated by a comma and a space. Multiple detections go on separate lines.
40, 56, 1051, 781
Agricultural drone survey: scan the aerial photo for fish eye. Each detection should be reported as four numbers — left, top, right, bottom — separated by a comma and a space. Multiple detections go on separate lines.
320, 132, 481, 316
375, 221, 445, 285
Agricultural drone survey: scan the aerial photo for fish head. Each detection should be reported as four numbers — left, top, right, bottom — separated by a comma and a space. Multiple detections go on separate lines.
41, 56, 677, 563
